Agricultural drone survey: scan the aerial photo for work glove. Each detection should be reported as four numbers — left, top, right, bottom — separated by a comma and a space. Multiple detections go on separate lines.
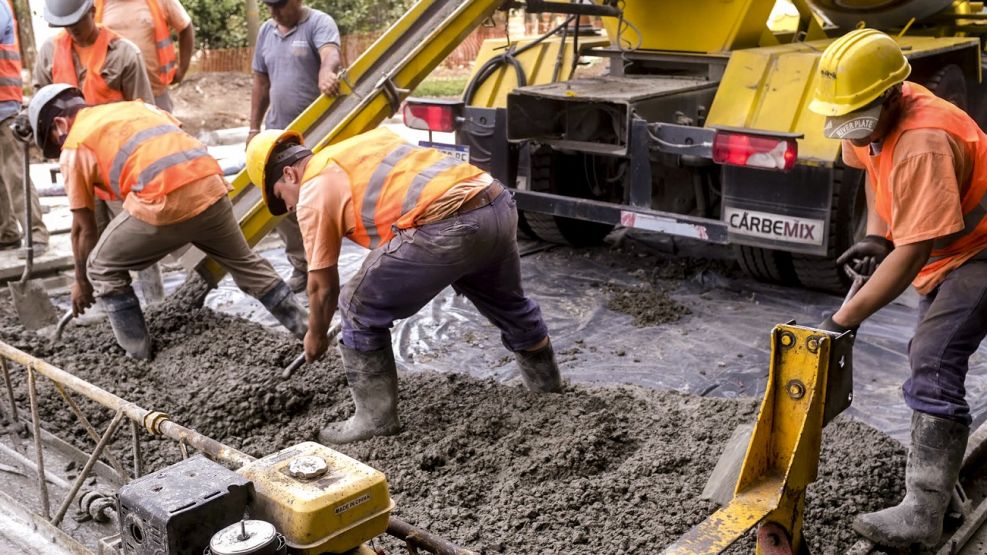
816, 315, 858, 342
10, 109, 32, 143
836, 235, 894, 277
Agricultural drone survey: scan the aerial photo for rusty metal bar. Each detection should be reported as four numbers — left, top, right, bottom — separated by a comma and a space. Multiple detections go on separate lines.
1, 357, 18, 422
53, 382, 129, 482
52, 410, 125, 527
131, 420, 143, 479
0, 341, 253, 469
157, 420, 254, 468
26, 365, 50, 519
388, 517, 478, 555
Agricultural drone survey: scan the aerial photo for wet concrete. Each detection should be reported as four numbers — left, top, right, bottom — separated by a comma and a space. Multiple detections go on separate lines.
0, 289, 908, 553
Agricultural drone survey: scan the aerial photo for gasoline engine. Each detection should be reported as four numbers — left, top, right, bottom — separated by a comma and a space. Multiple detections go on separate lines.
113, 442, 393, 555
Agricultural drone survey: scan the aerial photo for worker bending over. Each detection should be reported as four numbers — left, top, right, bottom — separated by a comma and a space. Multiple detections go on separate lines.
28, 84, 308, 359
246, 127, 562, 444
811, 29, 987, 549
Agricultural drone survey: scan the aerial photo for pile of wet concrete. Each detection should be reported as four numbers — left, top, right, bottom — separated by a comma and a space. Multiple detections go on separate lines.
0, 294, 906, 553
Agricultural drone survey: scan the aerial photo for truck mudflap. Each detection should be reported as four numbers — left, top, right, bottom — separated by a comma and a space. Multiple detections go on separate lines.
721, 164, 833, 256
513, 189, 728, 244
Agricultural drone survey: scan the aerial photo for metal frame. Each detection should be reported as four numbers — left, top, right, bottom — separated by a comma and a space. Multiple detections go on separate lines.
0, 340, 476, 555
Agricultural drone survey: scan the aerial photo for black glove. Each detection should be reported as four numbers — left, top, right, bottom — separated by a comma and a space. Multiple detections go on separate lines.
10, 110, 31, 143
816, 315, 857, 336
836, 235, 893, 277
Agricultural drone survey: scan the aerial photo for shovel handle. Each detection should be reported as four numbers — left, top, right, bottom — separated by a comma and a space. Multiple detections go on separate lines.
280, 323, 342, 379
52, 311, 74, 342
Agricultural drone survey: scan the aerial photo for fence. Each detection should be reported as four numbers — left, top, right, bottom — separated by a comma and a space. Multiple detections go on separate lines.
191, 24, 506, 75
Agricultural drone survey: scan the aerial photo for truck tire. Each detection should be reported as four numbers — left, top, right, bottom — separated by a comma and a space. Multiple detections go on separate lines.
924, 64, 967, 110
517, 148, 614, 246
734, 245, 799, 286
518, 210, 614, 246
790, 165, 866, 294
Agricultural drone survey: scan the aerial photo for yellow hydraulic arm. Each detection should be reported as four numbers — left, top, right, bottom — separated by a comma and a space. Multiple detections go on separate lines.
182, 0, 506, 285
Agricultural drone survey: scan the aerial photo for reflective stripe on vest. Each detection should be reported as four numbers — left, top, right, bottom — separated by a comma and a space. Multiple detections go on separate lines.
302, 127, 487, 249
850, 82, 987, 291
63, 101, 221, 202
94, 0, 177, 85
52, 27, 125, 105
0, 2, 22, 103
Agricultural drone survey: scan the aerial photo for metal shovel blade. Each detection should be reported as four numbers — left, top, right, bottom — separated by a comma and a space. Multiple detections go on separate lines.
701, 423, 754, 506
8, 280, 58, 331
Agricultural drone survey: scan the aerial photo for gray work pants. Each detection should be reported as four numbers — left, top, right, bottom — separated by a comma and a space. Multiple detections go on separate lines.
87, 196, 281, 299
0, 118, 48, 245
276, 211, 308, 275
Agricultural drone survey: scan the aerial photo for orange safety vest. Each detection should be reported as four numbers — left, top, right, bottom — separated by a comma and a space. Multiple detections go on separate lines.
94, 0, 177, 86
302, 127, 486, 249
52, 26, 125, 105
0, 0, 22, 103
851, 82, 987, 294
63, 101, 220, 203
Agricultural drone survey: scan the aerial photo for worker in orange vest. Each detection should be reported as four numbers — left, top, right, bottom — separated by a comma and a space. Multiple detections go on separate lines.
245, 127, 563, 444
33, 0, 153, 104
810, 29, 987, 549
94, 0, 194, 112
28, 84, 308, 360
0, 0, 49, 258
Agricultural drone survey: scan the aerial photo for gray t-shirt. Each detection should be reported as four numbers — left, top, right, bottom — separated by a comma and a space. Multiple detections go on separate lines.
252, 7, 340, 129
0, 0, 19, 120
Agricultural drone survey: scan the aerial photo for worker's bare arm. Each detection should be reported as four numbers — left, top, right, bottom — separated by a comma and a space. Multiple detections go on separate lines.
69, 207, 98, 316
174, 22, 195, 85
317, 44, 341, 97
833, 239, 932, 327
305, 265, 341, 362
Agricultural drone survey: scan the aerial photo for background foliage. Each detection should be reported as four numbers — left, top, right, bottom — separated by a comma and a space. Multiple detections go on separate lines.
183, 0, 413, 49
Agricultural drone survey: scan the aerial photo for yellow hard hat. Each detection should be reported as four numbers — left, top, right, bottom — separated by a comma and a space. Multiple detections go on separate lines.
245, 129, 306, 215
809, 29, 910, 117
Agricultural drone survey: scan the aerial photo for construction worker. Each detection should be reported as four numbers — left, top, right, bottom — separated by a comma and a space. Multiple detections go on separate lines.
0, 0, 49, 258
34, 0, 153, 104
245, 127, 563, 444
248, 0, 343, 294
810, 29, 987, 549
94, 0, 195, 112
28, 84, 308, 359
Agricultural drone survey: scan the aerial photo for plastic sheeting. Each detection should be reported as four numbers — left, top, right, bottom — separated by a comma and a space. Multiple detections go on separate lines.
188, 230, 987, 444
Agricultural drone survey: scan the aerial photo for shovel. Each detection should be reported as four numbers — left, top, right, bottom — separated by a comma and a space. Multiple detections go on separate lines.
701, 267, 868, 506
281, 322, 342, 379
7, 134, 57, 331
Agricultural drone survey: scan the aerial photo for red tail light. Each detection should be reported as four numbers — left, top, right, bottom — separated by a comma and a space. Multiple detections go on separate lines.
403, 102, 458, 133
712, 132, 798, 171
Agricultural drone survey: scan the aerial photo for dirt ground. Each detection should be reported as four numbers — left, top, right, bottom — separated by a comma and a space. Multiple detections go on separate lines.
170, 72, 253, 138
0, 276, 908, 553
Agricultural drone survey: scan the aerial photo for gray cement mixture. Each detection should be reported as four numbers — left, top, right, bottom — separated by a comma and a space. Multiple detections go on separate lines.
0, 293, 907, 553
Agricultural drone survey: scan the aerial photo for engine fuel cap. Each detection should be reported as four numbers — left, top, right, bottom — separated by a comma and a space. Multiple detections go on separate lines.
288, 455, 329, 479
208, 520, 283, 555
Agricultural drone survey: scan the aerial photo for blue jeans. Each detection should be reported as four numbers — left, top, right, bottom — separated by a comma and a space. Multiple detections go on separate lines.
339, 188, 549, 353
904, 259, 987, 425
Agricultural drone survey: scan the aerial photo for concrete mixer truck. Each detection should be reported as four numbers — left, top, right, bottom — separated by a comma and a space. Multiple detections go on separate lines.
400, 0, 987, 292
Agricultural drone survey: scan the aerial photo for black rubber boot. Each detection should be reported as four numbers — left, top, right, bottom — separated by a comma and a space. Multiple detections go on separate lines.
318, 343, 400, 444
852, 412, 969, 548
515, 339, 562, 393
258, 281, 308, 340
99, 288, 152, 360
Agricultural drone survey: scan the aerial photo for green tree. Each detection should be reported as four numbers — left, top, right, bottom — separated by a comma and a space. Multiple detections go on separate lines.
182, 0, 414, 50
183, 0, 248, 49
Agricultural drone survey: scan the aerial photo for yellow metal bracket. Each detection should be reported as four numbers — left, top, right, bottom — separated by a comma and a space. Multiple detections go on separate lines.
661, 323, 853, 554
